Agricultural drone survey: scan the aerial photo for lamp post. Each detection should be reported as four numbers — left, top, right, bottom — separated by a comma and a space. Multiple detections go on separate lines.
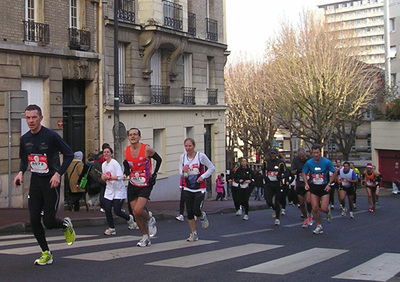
114, 0, 120, 161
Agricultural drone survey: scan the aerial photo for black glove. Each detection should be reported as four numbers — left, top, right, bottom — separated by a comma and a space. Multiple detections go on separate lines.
123, 160, 130, 176
149, 173, 157, 186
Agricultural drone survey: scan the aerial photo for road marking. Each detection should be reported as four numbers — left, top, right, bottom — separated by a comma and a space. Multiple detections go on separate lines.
147, 244, 283, 268
238, 247, 348, 274
64, 239, 218, 261
0, 235, 138, 255
0, 235, 96, 248
221, 228, 272, 238
0, 234, 31, 241
332, 253, 400, 281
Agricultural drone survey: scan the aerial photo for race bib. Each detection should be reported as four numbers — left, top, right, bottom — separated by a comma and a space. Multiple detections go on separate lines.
267, 171, 278, 181
188, 163, 200, 176
367, 179, 374, 186
129, 171, 148, 187
28, 154, 49, 174
312, 173, 324, 185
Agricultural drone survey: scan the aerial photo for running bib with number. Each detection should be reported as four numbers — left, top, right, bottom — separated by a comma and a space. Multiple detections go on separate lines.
28, 154, 49, 173
129, 171, 148, 187
267, 171, 278, 181
312, 173, 324, 185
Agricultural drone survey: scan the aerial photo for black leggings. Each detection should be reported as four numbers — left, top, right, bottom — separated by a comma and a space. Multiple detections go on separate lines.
104, 198, 130, 228
179, 189, 185, 215
183, 190, 205, 220
29, 174, 65, 252
265, 185, 284, 220
231, 186, 241, 211
236, 187, 253, 215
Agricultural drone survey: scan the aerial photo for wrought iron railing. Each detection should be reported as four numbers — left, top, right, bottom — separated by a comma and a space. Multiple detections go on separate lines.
118, 0, 135, 23
119, 84, 135, 104
68, 28, 90, 51
206, 18, 218, 42
150, 85, 170, 104
163, 0, 183, 31
188, 12, 196, 36
182, 87, 196, 105
23, 21, 50, 45
207, 88, 218, 105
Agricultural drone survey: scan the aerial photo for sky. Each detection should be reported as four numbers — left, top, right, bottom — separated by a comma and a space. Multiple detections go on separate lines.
226, 0, 334, 63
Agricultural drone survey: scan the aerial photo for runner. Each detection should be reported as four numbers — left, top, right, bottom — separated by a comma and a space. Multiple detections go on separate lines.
301, 144, 337, 234
180, 138, 215, 241
362, 163, 381, 212
337, 161, 358, 218
349, 162, 361, 209
13, 104, 75, 265
291, 148, 313, 228
235, 158, 254, 220
263, 148, 289, 226
124, 128, 162, 247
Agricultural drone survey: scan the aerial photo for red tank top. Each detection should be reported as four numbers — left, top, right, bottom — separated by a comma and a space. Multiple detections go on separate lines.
125, 144, 152, 187
364, 171, 377, 188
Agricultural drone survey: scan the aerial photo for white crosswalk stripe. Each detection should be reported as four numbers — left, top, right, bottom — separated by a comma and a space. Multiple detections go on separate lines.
237, 248, 348, 275
332, 253, 400, 281
147, 243, 283, 268
221, 228, 272, 238
64, 239, 218, 261
0, 235, 134, 255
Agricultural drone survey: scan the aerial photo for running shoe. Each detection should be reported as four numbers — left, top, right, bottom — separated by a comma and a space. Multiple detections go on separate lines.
175, 214, 184, 222
201, 211, 209, 229
271, 211, 276, 218
307, 216, 313, 226
368, 206, 373, 212
371, 206, 375, 212
341, 207, 347, 216
330, 204, 335, 209
63, 217, 75, 245
104, 228, 116, 235
34, 250, 53, 266
186, 233, 199, 242
349, 212, 354, 219
100, 208, 105, 213
243, 214, 249, 221
275, 219, 280, 226
147, 213, 157, 237
281, 209, 286, 216
137, 238, 151, 247
302, 220, 308, 228
127, 215, 137, 230
313, 225, 323, 234
354, 204, 357, 210
235, 209, 242, 216
376, 201, 379, 206
326, 210, 332, 223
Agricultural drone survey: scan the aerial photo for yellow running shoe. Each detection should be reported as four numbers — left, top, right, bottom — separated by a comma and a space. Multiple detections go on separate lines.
34, 250, 53, 265
63, 217, 75, 245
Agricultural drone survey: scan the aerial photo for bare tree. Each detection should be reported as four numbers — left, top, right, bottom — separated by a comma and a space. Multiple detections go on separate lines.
267, 12, 380, 151
225, 60, 281, 160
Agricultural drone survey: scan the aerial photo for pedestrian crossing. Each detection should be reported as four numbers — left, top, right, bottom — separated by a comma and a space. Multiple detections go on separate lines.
1, 234, 400, 281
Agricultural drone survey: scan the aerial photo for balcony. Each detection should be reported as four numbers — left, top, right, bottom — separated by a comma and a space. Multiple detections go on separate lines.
182, 87, 196, 105
23, 21, 50, 45
207, 88, 218, 105
118, 0, 135, 23
188, 12, 196, 36
150, 85, 170, 104
119, 84, 135, 104
69, 28, 90, 51
206, 18, 218, 42
163, 0, 183, 31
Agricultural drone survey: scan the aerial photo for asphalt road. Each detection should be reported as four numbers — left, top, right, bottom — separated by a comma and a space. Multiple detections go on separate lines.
1, 195, 400, 282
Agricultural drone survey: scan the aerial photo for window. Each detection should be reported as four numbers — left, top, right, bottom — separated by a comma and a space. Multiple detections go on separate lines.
153, 129, 165, 173
185, 127, 194, 139
118, 42, 126, 85
70, 0, 78, 28
26, 0, 34, 21
390, 46, 397, 59
390, 18, 396, 32
151, 50, 162, 86
182, 53, 193, 88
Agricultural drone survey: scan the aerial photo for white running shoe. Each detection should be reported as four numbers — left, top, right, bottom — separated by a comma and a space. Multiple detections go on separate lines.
186, 233, 199, 242
302, 220, 308, 228
175, 214, 184, 222
127, 215, 137, 230
307, 216, 313, 226
313, 225, 323, 234
137, 237, 151, 247
281, 209, 286, 216
326, 210, 332, 223
104, 228, 116, 235
341, 207, 347, 216
200, 211, 209, 229
147, 213, 157, 237
275, 219, 280, 226
271, 211, 276, 218
236, 209, 242, 216
243, 214, 249, 221
350, 212, 354, 219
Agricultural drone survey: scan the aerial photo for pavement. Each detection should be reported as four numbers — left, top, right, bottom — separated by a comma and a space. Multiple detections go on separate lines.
0, 187, 397, 234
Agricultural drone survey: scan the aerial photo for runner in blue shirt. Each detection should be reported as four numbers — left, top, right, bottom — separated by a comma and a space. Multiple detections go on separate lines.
301, 144, 337, 234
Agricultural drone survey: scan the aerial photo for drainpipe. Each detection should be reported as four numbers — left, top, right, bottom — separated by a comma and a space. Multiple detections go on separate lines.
98, 0, 104, 146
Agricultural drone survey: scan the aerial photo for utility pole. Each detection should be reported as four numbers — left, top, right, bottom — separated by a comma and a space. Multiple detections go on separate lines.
114, 0, 120, 161
384, 0, 391, 88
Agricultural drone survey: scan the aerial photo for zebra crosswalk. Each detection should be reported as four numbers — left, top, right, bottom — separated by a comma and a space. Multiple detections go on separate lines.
1, 233, 400, 281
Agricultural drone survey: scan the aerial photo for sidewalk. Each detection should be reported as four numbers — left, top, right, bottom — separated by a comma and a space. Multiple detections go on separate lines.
0, 196, 267, 234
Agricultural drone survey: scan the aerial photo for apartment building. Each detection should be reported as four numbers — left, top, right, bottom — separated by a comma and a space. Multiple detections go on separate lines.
0, 0, 228, 208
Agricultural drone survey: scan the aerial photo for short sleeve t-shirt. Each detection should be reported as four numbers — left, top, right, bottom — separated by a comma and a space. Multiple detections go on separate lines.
302, 157, 335, 185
